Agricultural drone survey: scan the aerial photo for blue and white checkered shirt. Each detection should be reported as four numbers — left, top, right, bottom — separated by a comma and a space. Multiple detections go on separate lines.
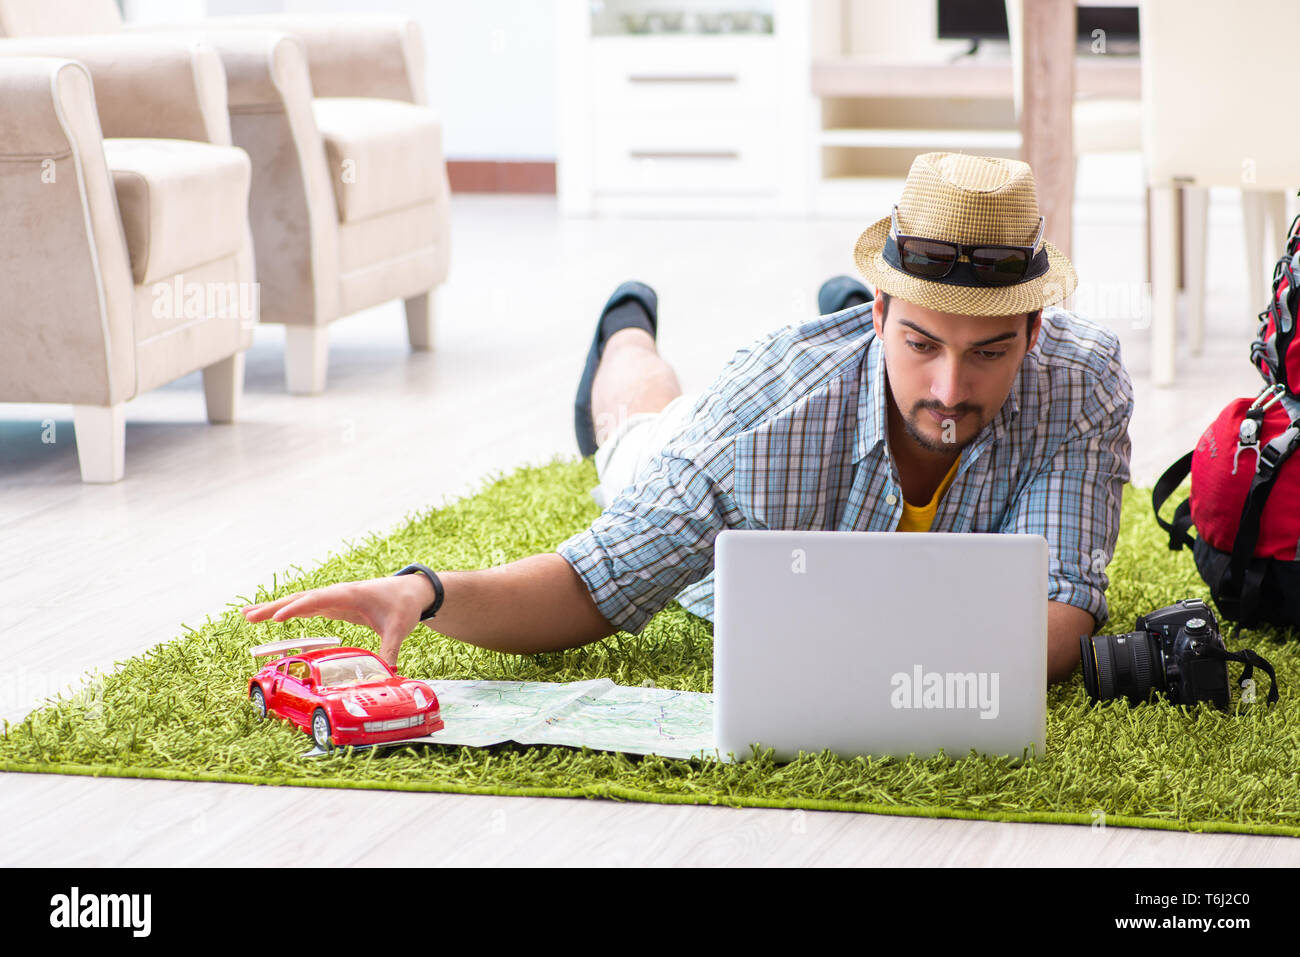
556, 302, 1133, 635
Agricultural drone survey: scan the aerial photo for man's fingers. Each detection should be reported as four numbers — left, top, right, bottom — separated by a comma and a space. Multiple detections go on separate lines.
377, 632, 404, 669
242, 580, 388, 641
241, 592, 308, 622
269, 594, 352, 624
268, 596, 317, 622
242, 586, 350, 624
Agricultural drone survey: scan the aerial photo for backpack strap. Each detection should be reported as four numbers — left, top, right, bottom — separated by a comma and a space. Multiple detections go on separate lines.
1226, 422, 1300, 626
1239, 565, 1268, 626
1153, 451, 1196, 551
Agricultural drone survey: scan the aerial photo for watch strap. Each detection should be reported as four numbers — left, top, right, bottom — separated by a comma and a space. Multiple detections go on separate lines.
394, 563, 444, 621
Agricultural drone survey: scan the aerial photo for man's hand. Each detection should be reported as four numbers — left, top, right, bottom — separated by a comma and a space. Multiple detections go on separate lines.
243, 554, 616, 663
1048, 601, 1096, 685
241, 574, 433, 668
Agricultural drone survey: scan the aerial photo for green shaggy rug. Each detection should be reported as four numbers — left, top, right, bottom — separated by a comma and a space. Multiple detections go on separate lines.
2, 458, 1298, 836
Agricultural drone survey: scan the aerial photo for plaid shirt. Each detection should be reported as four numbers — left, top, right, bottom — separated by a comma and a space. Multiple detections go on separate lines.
557, 302, 1133, 634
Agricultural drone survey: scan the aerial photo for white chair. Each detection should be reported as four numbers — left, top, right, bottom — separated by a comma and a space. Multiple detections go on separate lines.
0, 47, 255, 483
1005, 0, 1143, 159
0, 1, 453, 396
1004, 0, 1144, 237
1140, 0, 1298, 386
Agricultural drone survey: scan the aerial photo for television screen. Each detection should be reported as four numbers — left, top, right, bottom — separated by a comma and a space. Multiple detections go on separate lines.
936, 1, 1139, 44
936, 0, 1007, 41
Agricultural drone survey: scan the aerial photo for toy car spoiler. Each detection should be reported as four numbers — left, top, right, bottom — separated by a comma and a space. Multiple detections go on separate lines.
249, 637, 342, 660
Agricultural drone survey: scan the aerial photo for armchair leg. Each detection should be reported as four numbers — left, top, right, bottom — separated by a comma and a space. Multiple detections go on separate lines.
72, 403, 126, 483
1243, 190, 1288, 315
285, 325, 329, 395
1150, 185, 1178, 388
1182, 186, 1208, 356
203, 351, 246, 423
405, 289, 438, 351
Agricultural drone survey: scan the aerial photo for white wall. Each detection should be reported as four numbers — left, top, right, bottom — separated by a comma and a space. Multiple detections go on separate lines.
121, 1, 965, 162
123, 0, 206, 21
280, 0, 557, 160
126, 0, 559, 161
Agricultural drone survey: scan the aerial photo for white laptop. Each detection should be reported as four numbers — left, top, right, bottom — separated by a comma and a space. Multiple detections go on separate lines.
713, 530, 1048, 763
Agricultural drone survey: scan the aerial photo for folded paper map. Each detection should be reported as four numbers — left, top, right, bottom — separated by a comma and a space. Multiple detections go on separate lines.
305, 678, 716, 760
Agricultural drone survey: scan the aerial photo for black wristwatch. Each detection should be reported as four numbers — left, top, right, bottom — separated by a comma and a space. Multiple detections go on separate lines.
393, 563, 444, 621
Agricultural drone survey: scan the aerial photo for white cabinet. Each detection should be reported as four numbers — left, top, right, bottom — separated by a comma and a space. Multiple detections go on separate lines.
556, 1, 813, 216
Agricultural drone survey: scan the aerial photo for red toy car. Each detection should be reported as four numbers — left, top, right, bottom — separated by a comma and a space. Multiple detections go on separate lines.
248, 638, 443, 751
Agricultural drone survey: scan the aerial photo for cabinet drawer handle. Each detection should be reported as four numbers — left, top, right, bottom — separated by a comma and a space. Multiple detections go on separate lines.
627, 74, 739, 84
628, 150, 740, 161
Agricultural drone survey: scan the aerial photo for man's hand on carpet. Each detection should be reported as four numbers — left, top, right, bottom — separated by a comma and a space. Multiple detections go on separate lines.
1048, 600, 1095, 685
240, 575, 432, 667
243, 554, 617, 660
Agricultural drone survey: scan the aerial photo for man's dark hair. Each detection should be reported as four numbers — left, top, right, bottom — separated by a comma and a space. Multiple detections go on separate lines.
877, 290, 1040, 340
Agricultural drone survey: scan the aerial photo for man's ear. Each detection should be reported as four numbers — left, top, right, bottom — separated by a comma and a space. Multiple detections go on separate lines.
1026, 310, 1042, 353
872, 294, 885, 338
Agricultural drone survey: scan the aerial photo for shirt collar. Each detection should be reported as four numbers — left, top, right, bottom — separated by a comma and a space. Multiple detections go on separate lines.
853, 330, 1021, 465
853, 332, 887, 464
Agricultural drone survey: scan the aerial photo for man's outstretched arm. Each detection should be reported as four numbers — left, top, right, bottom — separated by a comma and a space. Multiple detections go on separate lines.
241, 553, 616, 667
411, 554, 617, 652
245, 344, 751, 666
244, 424, 742, 667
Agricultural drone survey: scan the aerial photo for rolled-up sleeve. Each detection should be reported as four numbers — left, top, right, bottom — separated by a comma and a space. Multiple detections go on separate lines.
556, 392, 749, 635
999, 334, 1134, 630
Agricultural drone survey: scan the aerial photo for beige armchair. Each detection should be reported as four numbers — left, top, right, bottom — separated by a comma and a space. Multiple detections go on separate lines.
0, 1, 454, 395
0, 44, 255, 483
1140, 0, 1299, 387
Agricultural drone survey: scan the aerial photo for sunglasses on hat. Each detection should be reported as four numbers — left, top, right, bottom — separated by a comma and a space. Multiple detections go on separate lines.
889, 205, 1047, 286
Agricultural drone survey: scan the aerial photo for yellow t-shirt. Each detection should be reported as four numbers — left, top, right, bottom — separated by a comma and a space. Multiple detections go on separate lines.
896, 454, 962, 533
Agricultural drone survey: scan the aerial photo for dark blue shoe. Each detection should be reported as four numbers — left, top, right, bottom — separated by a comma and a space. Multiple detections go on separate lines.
818, 275, 873, 316
574, 280, 659, 458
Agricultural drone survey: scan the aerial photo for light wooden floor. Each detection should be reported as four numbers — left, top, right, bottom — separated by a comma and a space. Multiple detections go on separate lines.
2, 158, 1296, 865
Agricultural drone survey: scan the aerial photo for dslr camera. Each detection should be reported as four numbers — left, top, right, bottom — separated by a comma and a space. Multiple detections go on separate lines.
1079, 599, 1236, 709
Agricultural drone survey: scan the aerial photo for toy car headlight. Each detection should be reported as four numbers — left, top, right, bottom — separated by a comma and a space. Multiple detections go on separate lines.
412, 687, 429, 710
342, 696, 369, 718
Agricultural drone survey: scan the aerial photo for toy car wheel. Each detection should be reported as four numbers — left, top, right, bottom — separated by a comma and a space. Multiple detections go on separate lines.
311, 708, 333, 751
250, 686, 266, 719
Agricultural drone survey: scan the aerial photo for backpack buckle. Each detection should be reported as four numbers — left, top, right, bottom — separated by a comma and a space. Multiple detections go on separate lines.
1257, 424, 1300, 476
1232, 388, 1284, 475
1248, 383, 1286, 412
1232, 421, 1260, 475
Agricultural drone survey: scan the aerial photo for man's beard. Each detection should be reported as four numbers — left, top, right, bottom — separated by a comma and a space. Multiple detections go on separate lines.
901, 401, 982, 454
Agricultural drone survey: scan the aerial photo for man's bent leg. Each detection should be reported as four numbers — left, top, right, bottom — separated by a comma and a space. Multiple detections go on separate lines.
587, 327, 698, 509
590, 327, 683, 447
590, 390, 700, 509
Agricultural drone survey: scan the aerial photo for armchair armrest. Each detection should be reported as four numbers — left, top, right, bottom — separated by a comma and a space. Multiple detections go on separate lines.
132, 14, 426, 104
0, 35, 230, 145
0, 55, 88, 156
128, 28, 316, 114
121, 26, 340, 328
0, 56, 136, 406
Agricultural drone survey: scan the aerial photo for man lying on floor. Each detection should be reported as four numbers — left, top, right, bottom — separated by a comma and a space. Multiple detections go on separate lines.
242, 152, 1134, 688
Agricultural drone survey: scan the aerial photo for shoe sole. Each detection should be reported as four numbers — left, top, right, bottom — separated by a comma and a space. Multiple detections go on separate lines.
574, 281, 659, 458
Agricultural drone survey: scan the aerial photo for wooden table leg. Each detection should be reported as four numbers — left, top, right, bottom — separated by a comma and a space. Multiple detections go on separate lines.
1020, 0, 1075, 259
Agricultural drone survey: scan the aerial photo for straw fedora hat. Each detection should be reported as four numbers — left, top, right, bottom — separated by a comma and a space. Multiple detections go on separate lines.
854, 152, 1077, 317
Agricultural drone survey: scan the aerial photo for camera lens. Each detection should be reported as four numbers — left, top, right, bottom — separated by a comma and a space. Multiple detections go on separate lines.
1080, 631, 1162, 705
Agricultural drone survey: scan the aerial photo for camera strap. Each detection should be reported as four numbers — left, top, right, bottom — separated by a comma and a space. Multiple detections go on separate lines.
1197, 644, 1280, 705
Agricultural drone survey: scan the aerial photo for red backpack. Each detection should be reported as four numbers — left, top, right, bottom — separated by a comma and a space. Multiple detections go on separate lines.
1154, 208, 1300, 635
